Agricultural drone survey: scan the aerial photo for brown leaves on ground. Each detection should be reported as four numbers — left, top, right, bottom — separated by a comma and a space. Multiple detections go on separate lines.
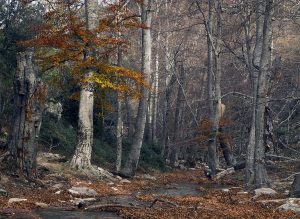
120, 191, 298, 219
0, 163, 299, 218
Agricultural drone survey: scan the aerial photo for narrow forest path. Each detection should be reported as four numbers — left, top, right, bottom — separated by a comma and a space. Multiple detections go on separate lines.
0, 153, 299, 218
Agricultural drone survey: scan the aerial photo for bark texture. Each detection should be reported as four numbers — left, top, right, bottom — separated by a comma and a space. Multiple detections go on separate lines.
8, 50, 47, 177
116, 48, 123, 172
70, 0, 98, 170
246, 0, 273, 187
205, 0, 222, 177
121, 0, 152, 177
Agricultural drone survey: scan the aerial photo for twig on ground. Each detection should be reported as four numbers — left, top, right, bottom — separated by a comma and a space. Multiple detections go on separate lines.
280, 172, 300, 181
265, 154, 299, 162
149, 198, 178, 208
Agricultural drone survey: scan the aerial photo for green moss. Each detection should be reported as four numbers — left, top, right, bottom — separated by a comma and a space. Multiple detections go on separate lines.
39, 117, 166, 171
139, 143, 166, 171
39, 117, 77, 157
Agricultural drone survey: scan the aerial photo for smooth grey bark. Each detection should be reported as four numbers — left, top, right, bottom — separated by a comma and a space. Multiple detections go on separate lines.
115, 48, 123, 172
8, 50, 47, 177
242, 0, 273, 187
241, 0, 260, 185
116, 93, 123, 172
124, 95, 135, 141
195, 0, 218, 175
70, 0, 98, 170
201, 0, 222, 177
151, 33, 159, 145
121, 0, 152, 177
253, 0, 273, 187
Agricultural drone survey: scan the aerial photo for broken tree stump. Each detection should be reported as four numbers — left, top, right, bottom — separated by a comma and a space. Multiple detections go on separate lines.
8, 50, 47, 177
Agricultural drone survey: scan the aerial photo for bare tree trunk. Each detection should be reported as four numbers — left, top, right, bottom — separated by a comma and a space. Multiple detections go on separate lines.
146, 85, 153, 142
161, 72, 176, 159
8, 50, 47, 177
151, 30, 160, 145
253, 0, 273, 187
121, 0, 152, 177
116, 47, 123, 173
70, 0, 98, 170
245, 0, 264, 185
116, 93, 123, 172
206, 0, 217, 176
206, 0, 222, 177
124, 95, 134, 141
170, 65, 186, 166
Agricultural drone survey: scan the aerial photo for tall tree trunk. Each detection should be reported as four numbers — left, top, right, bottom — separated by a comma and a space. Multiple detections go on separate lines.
207, 0, 216, 176
170, 65, 186, 166
151, 34, 159, 145
121, 0, 152, 177
245, 0, 264, 185
161, 0, 173, 158
8, 50, 47, 177
161, 72, 176, 159
70, 0, 98, 170
206, 0, 222, 177
253, 0, 273, 187
115, 46, 123, 172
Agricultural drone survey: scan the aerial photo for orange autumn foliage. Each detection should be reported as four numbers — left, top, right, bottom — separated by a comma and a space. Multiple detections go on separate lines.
22, 0, 146, 97
195, 117, 234, 150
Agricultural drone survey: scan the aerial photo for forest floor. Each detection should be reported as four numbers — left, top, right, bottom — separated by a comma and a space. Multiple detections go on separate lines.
0, 152, 299, 219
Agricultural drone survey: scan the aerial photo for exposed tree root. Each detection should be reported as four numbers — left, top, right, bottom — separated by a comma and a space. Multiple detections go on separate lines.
71, 165, 116, 181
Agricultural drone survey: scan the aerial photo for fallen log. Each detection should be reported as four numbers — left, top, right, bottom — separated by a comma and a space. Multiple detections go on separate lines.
214, 161, 246, 180
215, 167, 235, 180
265, 154, 299, 162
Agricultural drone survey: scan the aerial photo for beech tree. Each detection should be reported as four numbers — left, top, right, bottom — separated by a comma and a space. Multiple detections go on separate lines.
121, 0, 152, 177
70, 0, 98, 171
195, 0, 223, 176
23, 0, 144, 174
248, 0, 274, 187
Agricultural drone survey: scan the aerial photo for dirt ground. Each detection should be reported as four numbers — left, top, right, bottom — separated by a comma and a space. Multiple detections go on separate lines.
0, 152, 299, 219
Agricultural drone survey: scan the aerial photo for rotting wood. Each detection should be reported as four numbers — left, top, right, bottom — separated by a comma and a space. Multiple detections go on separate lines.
8, 50, 47, 177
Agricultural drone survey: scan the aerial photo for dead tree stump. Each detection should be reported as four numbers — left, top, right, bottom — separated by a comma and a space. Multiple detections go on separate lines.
8, 50, 47, 177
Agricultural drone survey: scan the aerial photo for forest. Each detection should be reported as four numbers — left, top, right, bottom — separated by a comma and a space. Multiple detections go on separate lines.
0, 0, 300, 218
